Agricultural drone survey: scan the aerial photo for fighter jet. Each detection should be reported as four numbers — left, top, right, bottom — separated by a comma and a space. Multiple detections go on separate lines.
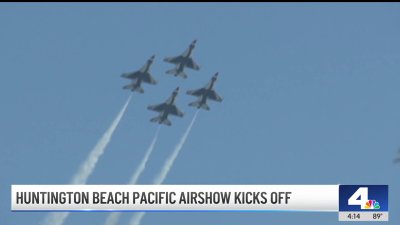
121, 55, 157, 93
164, 40, 200, 79
186, 72, 223, 110
147, 87, 184, 126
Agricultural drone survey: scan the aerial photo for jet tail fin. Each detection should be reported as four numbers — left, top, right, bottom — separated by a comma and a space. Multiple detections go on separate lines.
166, 68, 187, 79
150, 116, 159, 123
189, 101, 210, 110
150, 116, 171, 126
122, 84, 144, 93
135, 87, 144, 93
162, 119, 172, 126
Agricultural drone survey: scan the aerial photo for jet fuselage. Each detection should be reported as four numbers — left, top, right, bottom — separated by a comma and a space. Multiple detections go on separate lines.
197, 80, 214, 107
157, 91, 178, 123
143, 58, 154, 72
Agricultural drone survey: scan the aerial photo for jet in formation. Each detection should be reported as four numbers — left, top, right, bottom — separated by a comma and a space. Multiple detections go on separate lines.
187, 73, 223, 110
164, 40, 200, 79
121, 55, 157, 93
147, 87, 184, 126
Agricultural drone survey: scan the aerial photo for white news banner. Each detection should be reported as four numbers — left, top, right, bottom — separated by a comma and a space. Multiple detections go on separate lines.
12, 185, 338, 211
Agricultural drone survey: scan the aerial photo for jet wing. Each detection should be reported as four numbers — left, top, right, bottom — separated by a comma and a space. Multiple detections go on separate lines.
169, 105, 184, 117
187, 88, 207, 97
122, 71, 141, 79
142, 72, 157, 84
148, 103, 168, 112
138, 63, 149, 73
186, 58, 200, 70
164, 56, 184, 64
208, 90, 223, 102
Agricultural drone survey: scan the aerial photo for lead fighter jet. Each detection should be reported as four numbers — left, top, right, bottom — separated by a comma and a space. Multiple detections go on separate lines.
121, 55, 157, 93
147, 87, 184, 126
187, 72, 223, 110
164, 40, 200, 79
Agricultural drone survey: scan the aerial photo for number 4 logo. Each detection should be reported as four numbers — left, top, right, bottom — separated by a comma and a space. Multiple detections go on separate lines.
348, 187, 380, 210
348, 187, 369, 209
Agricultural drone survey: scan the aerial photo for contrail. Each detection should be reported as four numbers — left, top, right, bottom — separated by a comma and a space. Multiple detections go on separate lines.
42, 94, 132, 225
129, 110, 199, 225
104, 126, 161, 225
71, 94, 132, 185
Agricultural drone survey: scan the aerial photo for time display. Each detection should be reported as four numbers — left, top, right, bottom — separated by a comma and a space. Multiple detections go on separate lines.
347, 213, 361, 220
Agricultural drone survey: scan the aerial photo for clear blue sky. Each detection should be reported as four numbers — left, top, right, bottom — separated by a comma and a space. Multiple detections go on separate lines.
1, 3, 399, 225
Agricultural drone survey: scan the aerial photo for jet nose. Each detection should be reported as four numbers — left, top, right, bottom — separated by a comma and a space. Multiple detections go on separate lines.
212, 73, 218, 80
190, 40, 197, 48
172, 87, 179, 96
150, 55, 155, 59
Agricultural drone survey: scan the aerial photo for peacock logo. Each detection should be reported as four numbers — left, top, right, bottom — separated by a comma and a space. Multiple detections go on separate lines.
365, 200, 380, 210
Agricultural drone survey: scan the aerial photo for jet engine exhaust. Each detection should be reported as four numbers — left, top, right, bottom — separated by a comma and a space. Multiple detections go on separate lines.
104, 125, 161, 225
42, 94, 132, 225
129, 110, 199, 225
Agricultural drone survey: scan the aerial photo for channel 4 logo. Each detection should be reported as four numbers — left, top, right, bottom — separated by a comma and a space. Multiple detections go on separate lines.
339, 185, 388, 212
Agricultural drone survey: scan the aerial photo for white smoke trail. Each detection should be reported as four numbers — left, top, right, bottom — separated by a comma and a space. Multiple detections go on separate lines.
104, 126, 161, 225
42, 94, 132, 225
128, 126, 161, 184
129, 110, 199, 225
153, 111, 198, 185
71, 94, 132, 185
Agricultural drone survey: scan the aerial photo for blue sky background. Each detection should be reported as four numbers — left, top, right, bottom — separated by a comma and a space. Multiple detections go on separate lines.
1, 3, 400, 225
